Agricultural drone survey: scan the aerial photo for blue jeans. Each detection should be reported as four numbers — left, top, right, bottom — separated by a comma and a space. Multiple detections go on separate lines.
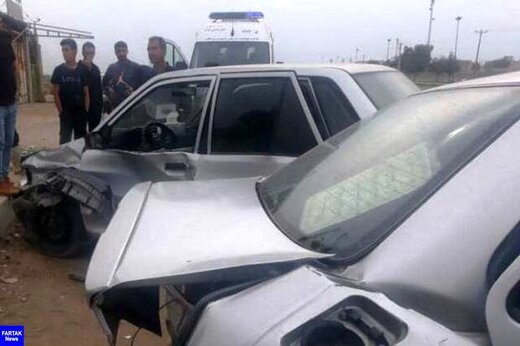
0, 103, 17, 179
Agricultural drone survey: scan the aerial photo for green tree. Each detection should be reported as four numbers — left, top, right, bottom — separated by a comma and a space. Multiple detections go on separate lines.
484, 56, 513, 70
429, 54, 460, 81
400, 44, 433, 78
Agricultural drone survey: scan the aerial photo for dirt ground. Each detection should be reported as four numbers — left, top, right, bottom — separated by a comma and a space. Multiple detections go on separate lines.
1, 103, 168, 346
16, 103, 60, 149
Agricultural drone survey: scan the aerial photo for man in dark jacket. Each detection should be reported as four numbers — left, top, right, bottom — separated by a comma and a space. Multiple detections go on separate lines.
102, 41, 142, 109
140, 36, 176, 83
78, 42, 103, 131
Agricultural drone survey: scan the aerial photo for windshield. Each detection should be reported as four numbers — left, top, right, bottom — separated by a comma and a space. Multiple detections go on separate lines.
258, 87, 520, 259
190, 41, 270, 68
352, 71, 419, 109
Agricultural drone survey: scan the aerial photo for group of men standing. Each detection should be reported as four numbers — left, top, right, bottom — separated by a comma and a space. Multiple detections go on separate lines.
0, 34, 177, 196
51, 36, 178, 144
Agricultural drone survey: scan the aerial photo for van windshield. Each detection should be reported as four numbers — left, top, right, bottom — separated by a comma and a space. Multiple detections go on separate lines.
190, 42, 270, 68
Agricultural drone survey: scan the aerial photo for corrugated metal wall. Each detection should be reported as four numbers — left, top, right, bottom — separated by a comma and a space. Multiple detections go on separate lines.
12, 35, 30, 104
10, 33, 43, 103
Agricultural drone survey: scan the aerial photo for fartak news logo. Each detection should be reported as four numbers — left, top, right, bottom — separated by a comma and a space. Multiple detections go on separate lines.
0, 326, 24, 345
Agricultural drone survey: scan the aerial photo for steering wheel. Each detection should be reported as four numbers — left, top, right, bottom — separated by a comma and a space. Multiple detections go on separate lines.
141, 121, 177, 151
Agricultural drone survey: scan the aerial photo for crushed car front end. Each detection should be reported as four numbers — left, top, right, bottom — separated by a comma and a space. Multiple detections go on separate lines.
85, 177, 328, 344
12, 139, 115, 256
85, 177, 483, 346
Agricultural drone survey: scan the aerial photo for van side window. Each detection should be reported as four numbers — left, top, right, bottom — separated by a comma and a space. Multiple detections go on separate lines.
310, 77, 360, 136
211, 77, 317, 156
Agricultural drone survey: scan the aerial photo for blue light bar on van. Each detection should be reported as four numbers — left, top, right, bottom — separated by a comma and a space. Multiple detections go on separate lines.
209, 12, 264, 20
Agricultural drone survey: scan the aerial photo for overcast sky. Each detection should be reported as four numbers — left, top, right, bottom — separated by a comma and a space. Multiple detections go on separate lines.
10, 0, 520, 74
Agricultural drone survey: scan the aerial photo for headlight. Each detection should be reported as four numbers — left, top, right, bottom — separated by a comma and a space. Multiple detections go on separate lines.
162, 285, 194, 343
282, 296, 408, 346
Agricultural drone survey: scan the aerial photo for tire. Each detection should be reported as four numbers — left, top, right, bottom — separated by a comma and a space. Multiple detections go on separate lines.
22, 197, 87, 258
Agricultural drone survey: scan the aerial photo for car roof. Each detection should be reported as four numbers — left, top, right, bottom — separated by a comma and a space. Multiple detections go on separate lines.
156, 63, 396, 80
423, 71, 520, 93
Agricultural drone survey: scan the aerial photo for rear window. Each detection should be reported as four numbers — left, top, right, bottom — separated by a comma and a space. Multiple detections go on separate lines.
353, 71, 419, 109
258, 87, 520, 259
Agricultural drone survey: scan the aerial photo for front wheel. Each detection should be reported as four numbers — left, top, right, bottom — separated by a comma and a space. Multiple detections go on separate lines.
22, 198, 87, 258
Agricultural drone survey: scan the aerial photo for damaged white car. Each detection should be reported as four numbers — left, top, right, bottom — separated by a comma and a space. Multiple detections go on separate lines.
87, 72, 520, 345
13, 64, 417, 257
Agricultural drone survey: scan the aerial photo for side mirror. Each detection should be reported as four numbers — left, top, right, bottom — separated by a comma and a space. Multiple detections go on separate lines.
175, 61, 188, 70
84, 132, 105, 150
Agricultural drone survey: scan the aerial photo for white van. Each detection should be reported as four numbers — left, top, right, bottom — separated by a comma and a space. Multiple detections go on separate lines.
190, 12, 274, 68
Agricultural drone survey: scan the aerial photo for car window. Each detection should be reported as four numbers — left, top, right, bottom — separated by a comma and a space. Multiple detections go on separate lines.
165, 42, 187, 70
211, 77, 317, 156
310, 77, 359, 136
165, 43, 174, 68
298, 79, 330, 139
109, 80, 211, 151
173, 47, 187, 70
352, 71, 419, 109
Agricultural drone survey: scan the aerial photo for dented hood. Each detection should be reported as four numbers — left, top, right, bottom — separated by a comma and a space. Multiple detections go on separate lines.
23, 139, 85, 171
86, 177, 327, 296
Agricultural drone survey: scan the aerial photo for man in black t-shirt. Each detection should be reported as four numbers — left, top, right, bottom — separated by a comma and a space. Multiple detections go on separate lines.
51, 39, 90, 144
78, 42, 103, 131
0, 32, 20, 196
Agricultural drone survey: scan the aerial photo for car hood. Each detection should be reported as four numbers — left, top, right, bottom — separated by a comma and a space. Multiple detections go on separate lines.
86, 177, 328, 296
23, 139, 84, 171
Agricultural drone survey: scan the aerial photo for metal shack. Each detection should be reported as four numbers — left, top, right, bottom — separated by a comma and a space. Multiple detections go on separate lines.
0, 6, 44, 103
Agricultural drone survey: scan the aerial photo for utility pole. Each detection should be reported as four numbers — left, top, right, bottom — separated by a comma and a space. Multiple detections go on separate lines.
386, 38, 391, 61
426, 0, 435, 46
395, 38, 400, 59
397, 42, 404, 71
454, 16, 462, 59
474, 29, 488, 68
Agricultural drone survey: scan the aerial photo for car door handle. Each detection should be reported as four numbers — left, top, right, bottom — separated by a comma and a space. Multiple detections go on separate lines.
164, 162, 189, 171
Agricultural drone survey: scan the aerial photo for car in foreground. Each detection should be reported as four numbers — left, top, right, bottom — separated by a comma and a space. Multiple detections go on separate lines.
86, 71, 520, 345
13, 64, 417, 257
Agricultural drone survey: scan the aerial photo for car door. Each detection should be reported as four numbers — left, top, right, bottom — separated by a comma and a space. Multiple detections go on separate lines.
165, 39, 189, 70
193, 71, 323, 180
80, 75, 216, 197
